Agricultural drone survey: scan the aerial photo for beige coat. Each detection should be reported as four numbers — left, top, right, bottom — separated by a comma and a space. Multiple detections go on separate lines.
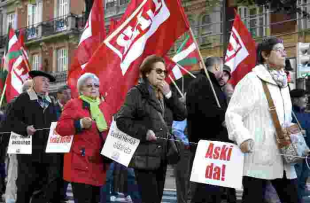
225, 64, 296, 180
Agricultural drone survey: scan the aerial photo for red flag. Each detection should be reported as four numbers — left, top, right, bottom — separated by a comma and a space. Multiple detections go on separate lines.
68, 0, 105, 97
84, 0, 190, 114
108, 18, 118, 34
224, 13, 256, 87
5, 28, 31, 102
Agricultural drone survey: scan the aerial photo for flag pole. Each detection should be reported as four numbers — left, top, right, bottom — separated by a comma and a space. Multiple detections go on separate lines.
175, 63, 196, 79
0, 84, 7, 108
189, 28, 221, 108
168, 75, 184, 98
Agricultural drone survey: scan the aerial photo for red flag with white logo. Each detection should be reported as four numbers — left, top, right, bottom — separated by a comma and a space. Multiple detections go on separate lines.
224, 13, 256, 87
68, 0, 105, 97
5, 28, 31, 102
84, 0, 190, 114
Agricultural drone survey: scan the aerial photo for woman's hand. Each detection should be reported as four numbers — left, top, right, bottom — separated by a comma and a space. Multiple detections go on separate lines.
158, 81, 171, 96
81, 117, 92, 129
146, 130, 157, 141
240, 139, 254, 153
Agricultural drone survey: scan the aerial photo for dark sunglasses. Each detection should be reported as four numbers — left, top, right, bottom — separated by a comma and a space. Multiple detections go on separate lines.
154, 68, 168, 76
85, 84, 100, 89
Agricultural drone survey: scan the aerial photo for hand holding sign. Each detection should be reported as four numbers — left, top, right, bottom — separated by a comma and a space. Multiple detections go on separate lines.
27, 125, 36, 136
81, 117, 92, 129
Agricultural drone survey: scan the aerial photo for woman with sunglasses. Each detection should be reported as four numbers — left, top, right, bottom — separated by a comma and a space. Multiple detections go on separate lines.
56, 73, 112, 203
116, 55, 187, 203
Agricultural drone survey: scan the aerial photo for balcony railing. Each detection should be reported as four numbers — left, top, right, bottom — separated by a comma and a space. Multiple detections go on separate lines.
50, 71, 68, 83
0, 35, 7, 49
17, 14, 86, 42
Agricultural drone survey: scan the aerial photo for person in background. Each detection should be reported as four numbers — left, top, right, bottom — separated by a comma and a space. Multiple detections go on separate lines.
6, 70, 61, 203
186, 57, 230, 202
291, 89, 310, 201
115, 55, 186, 203
4, 80, 33, 203
55, 85, 71, 202
225, 37, 299, 203
172, 94, 192, 203
56, 73, 112, 203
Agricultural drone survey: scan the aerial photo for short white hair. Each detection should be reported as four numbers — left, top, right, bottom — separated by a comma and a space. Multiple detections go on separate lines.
77, 73, 100, 95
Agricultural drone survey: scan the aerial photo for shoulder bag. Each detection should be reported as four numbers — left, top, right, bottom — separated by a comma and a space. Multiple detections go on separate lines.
261, 80, 309, 164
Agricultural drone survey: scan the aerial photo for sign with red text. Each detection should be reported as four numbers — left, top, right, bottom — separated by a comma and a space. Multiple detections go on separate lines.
7, 132, 32, 154
101, 121, 140, 167
45, 122, 73, 153
190, 140, 244, 189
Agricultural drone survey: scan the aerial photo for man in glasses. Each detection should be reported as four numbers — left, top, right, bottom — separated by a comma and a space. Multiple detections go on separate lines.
186, 57, 231, 203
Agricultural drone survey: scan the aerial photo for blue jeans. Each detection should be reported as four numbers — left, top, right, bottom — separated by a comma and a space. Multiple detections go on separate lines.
295, 160, 309, 200
100, 162, 140, 203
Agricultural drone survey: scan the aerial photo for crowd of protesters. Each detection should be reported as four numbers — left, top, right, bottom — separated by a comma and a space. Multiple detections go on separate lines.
0, 36, 309, 203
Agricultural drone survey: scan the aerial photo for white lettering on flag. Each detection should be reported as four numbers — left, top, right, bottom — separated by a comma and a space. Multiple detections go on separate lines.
101, 120, 140, 167
190, 140, 244, 189
104, 0, 170, 75
79, 12, 92, 45
224, 27, 249, 73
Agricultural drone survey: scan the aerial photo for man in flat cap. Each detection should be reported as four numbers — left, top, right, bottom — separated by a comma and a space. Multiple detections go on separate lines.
290, 89, 310, 201
6, 70, 61, 203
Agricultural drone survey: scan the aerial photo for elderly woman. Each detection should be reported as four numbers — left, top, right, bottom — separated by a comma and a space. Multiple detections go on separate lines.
225, 37, 299, 203
56, 73, 112, 203
115, 55, 187, 203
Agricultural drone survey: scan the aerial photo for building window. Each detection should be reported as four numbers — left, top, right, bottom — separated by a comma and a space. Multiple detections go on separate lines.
238, 6, 267, 38
58, 0, 69, 17
7, 12, 16, 30
106, 0, 116, 8
57, 48, 68, 72
119, 0, 129, 5
201, 14, 212, 35
32, 54, 40, 70
297, 0, 310, 30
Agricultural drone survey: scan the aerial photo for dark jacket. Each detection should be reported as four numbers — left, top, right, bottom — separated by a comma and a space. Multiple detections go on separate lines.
115, 79, 187, 169
6, 89, 58, 163
186, 70, 229, 143
292, 105, 310, 147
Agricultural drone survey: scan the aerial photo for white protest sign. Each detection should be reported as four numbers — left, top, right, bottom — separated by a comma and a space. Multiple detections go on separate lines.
7, 132, 32, 154
190, 140, 244, 189
46, 122, 73, 153
101, 120, 140, 167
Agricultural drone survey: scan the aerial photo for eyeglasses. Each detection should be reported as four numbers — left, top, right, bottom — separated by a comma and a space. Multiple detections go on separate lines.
153, 68, 168, 76
85, 84, 100, 89
272, 48, 286, 55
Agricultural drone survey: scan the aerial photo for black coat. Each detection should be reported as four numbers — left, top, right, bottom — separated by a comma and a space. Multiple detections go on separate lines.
115, 79, 187, 169
6, 91, 58, 163
186, 70, 229, 144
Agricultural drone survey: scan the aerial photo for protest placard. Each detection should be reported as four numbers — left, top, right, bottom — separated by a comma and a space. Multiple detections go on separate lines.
101, 120, 140, 167
46, 122, 73, 153
7, 132, 32, 154
190, 140, 244, 189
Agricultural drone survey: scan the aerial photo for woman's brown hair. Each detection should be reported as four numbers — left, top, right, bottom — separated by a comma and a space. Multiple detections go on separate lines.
139, 55, 165, 79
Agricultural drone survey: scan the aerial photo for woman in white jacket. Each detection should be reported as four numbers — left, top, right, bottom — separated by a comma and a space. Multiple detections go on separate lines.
225, 37, 299, 203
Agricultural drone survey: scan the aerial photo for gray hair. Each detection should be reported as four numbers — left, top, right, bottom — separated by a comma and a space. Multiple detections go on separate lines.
22, 80, 33, 93
77, 73, 100, 95
205, 57, 222, 70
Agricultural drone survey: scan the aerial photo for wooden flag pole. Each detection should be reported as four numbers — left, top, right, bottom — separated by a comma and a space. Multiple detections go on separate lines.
175, 63, 196, 79
0, 84, 7, 108
189, 28, 221, 108
168, 75, 184, 98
